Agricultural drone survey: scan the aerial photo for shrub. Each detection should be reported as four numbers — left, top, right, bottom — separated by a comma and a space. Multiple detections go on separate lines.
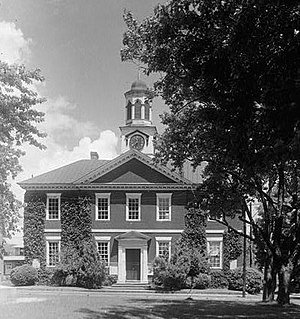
194, 273, 211, 289
227, 267, 263, 294
209, 270, 229, 288
54, 240, 107, 289
37, 268, 55, 285
10, 264, 38, 286
152, 257, 187, 290
102, 274, 118, 286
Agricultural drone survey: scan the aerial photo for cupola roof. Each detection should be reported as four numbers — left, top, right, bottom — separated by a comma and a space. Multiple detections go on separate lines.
130, 79, 147, 91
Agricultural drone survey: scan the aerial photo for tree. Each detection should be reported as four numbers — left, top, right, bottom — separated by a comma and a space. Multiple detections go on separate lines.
122, 0, 300, 305
0, 61, 45, 246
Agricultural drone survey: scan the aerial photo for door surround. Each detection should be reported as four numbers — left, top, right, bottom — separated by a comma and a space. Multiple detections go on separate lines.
116, 231, 149, 283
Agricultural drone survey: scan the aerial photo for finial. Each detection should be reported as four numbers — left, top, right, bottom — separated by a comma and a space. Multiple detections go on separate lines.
137, 69, 141, 81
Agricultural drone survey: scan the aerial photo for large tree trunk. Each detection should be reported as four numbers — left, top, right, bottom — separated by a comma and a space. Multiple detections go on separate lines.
262, 256, 277, 302
277, 261, 293, 305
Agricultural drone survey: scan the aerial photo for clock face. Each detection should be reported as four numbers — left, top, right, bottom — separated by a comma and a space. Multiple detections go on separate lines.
129, 135, 145, 151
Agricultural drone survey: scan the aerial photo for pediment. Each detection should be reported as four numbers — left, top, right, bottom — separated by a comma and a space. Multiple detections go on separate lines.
91, 158, 176, 184
76, 150, 191, 185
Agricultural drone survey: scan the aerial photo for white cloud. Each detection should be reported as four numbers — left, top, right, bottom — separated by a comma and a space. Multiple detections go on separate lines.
1, 20, 120, 245
0, 21, 31, 64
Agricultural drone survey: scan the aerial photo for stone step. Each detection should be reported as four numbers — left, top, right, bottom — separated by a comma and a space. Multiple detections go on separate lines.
104, 282, 151, 291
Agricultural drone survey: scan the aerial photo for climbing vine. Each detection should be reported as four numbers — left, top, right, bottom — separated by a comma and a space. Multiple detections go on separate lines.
223, 229, 243, 272
61, 196, 92, 247
23, 196, 46, 268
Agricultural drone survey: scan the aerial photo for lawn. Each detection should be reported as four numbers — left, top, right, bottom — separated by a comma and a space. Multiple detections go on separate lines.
1, 287, 300, 318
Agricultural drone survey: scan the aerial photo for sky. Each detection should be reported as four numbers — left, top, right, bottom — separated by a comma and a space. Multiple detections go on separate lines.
0, 0, 166, 243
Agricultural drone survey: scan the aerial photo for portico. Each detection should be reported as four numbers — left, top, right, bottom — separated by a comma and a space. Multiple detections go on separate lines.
115, 231, 150, 283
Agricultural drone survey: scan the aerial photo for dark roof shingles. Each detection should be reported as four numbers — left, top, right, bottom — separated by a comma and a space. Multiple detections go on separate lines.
20, 159, 108, 184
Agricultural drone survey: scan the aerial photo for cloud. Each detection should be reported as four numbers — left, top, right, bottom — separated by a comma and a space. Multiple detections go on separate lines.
14, 94, 119, 193
0, 21, 31, 64
1, 20, 119, 244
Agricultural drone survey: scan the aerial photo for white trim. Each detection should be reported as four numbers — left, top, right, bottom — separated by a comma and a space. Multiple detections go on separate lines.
45, 236, 61, 241
206, 229, 224, 234
45, 229, 61, 233
91, 229, 183, 233
94, 236, 111, 241
207, 237, 223, 269
155, 237, 172, 241
45, 229, 226, 234
96, 240, 110, 266
156, 193, 172, 221
156, 238, 172, 260
46, 239, 61, 267
46, 193, 61, 220
20, 183, 194, 191
95, 193, 111, 221
126, 193, 142, 221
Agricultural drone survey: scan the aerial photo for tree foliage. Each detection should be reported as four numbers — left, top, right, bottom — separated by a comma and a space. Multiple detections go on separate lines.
122, 0, 300, 305
0, 61, 46, 239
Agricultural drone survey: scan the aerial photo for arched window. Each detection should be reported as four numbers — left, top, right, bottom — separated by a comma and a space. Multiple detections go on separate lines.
126, 102, 132, 121
135, 99, 142, 119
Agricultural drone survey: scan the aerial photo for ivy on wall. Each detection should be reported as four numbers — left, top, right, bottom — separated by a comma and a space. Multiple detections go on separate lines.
223, 229, 243, 272
23, 196, 46, 268
61, 197, 92, 247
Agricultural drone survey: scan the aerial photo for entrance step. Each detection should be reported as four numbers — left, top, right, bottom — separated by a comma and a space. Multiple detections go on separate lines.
102, 282, 151, 292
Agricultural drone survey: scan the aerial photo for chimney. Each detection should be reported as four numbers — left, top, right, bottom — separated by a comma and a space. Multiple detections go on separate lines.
90, 151, 99, 160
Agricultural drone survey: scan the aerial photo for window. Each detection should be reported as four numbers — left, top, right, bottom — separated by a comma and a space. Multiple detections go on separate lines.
47, 241, 60, 267
207, 240, 222, 269
126, 193, 141, 221
156, 237, 172, 260
95, 193, 110, 220
46, 193, 61, 220
97, 242, 109, 265
156, 193, 172, 221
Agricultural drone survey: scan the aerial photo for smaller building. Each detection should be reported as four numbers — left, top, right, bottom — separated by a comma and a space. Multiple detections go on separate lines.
2, 243, 25, 276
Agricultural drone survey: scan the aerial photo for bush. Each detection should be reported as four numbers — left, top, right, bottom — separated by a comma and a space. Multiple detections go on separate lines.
227, 267, 263, 294
194, 273, 211, 289
102, 274, 118, 286
54, 240, 107, 289
37, 268, 55, 285
152, 257, 187, 291
209, 270, 229, 288
10, 264, 38, 286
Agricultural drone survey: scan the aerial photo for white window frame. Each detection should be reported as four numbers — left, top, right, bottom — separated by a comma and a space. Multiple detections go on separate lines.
155, 237, 172, 261
95, 236, 111, 266
46, 236, 61, 267
156, 193, 172, 221
126, 193, 141, 221
207, 237, 223, 269
95, 193, 111, 221
46, 193, 61, 220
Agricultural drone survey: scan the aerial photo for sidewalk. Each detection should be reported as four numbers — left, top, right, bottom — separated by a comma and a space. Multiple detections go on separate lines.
0, 280, 259, 298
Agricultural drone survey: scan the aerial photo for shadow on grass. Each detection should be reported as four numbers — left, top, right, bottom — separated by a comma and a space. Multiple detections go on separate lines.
76, 298, 300, 319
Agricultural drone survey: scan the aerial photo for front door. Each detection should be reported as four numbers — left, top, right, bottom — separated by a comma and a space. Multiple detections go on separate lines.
126, 249, 140, 280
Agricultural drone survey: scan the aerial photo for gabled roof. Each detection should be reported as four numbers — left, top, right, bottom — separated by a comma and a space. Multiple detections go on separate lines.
19, 159, 108, 185
18, 150, 195, 190
75, 149, 191, 185
115, 231, 150, 241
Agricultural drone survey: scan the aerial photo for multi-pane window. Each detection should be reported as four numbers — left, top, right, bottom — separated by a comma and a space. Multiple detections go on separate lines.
96, 194, 110, 220
126, 194, 141, 221
158, 242, 170, 259
97, 242, 109, 265
156, 237, 172, 261
47, 194, 61, 220
47, 241, 60, 267
156, 194, 172, 221
208, 240, 222, 269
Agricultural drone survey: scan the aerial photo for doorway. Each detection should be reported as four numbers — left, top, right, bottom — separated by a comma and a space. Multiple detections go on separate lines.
126, 249, 140, 280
